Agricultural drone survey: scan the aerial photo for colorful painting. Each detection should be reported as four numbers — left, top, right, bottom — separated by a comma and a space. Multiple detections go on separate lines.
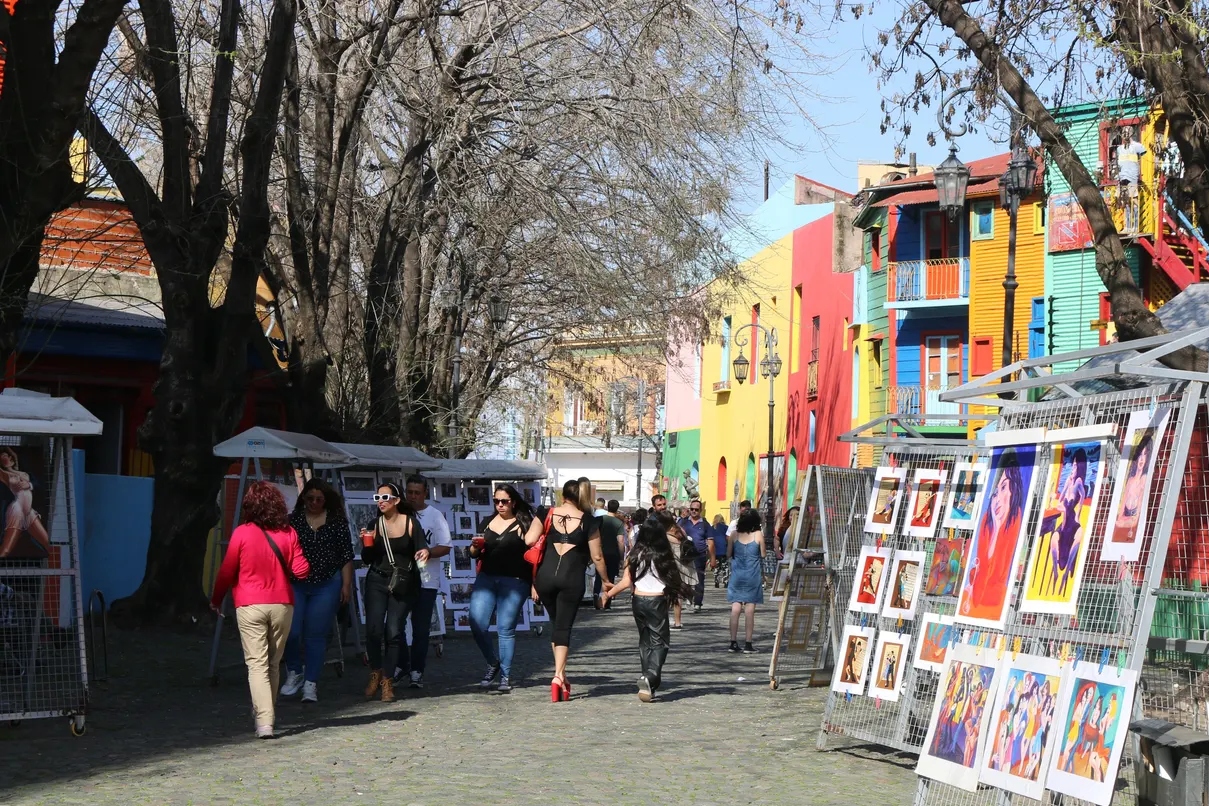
904, 469, 947, 538
848, 545, 892, 614
917, 642, 1004, 791
955, 440, 1040, 630
943, 462, 988, 531
831, 625, 877, 696
924, 537, 969, 597
868, 632, 911, 702
912, 613, 956, 673
0, 444, 51, 560
881, 550, 925, 621
978, 654, 1066, 799
1021, 436, 1109, 614
864, 466, 907, 534
1101, 408, 1171, 562
1046, 663, 1138, 806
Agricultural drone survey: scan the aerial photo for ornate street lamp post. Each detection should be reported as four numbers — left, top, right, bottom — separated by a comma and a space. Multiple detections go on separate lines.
449, 295, 511, 458
998, 145, 1038, 371
731, 324, 781, 546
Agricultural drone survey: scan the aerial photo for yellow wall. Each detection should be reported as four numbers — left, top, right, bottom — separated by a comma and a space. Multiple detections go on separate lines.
698, 234, 793, 516
545, 338, 664, 438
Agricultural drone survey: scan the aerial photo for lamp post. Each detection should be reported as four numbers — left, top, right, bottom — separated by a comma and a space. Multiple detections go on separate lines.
731, 323, 781, 547
934, 89, 973, 222
614, 377, 654, 508
449, 294, 511, 459
998, 145, 1038, 372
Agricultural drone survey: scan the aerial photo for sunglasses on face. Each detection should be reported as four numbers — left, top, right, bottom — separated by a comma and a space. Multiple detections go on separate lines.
494, 498, 512, 506
690, 507, 701, 512
372, 494, 398, 502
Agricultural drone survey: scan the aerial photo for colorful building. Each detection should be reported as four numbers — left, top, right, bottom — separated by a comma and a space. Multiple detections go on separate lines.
661, 334, 702, 507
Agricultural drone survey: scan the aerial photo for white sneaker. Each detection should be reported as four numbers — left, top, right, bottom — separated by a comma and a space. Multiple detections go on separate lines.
301, 681, 318, 703
280, 670, 304, 697
409, 670, 423, 689
256, 725, 274, 739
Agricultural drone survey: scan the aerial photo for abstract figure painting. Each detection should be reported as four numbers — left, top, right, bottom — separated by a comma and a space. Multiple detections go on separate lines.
904, 469, 947, 538
956, 438, 1041, 630
848, 546, 892, 614
1101, 407, 1171, 562
1046, 663, 1138, 806
943, 462, 988, 531
913, 613, 956, 673
868, 632, 911, 702
924, 537, 968, 598
831, 625, 877, 696
1021, 434, 1109, 615
881, 550, 925, 621
864, 467, 907, 534
979, 654, 1066, 799
917, 642, 1004, 791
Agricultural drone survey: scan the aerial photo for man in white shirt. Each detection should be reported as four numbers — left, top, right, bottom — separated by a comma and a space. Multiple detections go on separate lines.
397, 475, 452, 688
1116, 127, 1147, 232
726, 499, 752, 537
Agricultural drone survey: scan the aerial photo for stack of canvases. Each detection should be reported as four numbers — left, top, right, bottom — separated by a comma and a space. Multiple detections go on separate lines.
830, 408, 1171, 805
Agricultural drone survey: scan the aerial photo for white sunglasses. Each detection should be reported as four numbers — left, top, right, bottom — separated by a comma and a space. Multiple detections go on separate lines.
372, 493, 398, 502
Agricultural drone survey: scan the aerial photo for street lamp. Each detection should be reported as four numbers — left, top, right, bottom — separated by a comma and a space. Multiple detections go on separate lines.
998, 144, 1037, 372
934, 145, 971, 221
488, 295, 511, 329
732, 323, 781, 548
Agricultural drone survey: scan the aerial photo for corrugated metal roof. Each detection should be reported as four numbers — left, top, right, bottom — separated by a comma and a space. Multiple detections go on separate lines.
870, 152, 1016, 208
25, 293, 164, 331
426, 458, 547, 481
871, 177, 1000, 208
328, 442, 442, 470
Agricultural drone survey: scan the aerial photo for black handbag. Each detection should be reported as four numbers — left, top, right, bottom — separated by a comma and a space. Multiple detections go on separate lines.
379, 516, 418, 601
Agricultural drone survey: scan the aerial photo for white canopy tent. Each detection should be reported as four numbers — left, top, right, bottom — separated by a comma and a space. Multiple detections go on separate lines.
327, 442, 442, 471
0, 387, 103, 436
426, 458, 546, 482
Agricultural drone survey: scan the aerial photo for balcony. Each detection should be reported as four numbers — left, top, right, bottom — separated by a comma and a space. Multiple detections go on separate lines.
888, 385, 963, 416
886, 258, 970, 308
806, 359, 819, 400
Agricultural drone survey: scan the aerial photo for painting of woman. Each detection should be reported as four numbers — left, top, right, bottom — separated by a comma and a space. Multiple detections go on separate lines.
0, 447, 49, 559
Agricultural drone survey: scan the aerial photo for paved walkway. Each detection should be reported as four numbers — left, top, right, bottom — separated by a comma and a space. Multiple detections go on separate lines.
0, 587, 917, 805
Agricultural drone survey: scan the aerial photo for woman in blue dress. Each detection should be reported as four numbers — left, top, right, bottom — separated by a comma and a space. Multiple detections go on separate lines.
726, 509, 766, 653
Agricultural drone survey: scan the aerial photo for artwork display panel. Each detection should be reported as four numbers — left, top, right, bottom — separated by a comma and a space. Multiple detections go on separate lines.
1045, 662, 1138, 806
978, 653, 1067, 800
438, 482, 460, 501
904, 469, 947, 538
455, 513, 475, 535
466, 485, 491, 507
770, 562, 790, 601
1021, 433, 1111, 615
864, 467, 907, 534
1101, 407, 1171, 562
882, 550, 925, 621
452, 610, 472, 631
449, 540, 475, 577
923, 537, 968, 598
868, 631, 911, 702
831, 625, 877, 696
916, 642, 1004, 792
943, 462, 988, 531
786, 604, 824, 651
848, 546, 892, 614
912, 613, 956, 673
447, 581, 474, 608
0, 442, 51, 559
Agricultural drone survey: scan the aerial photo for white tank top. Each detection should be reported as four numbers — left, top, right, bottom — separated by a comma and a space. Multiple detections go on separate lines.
634, 565, 665, 594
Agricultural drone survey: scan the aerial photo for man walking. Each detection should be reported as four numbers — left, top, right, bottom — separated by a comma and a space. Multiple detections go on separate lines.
397, 475, 452, 688
677, 499, 713, 612
594, 500, 626, 609
727, 500, 752, 538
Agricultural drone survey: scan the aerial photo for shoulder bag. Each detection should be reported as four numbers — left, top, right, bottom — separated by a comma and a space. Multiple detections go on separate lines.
379, 515, 418, 601
259, 527, 300, 583
523, 510, 554, 576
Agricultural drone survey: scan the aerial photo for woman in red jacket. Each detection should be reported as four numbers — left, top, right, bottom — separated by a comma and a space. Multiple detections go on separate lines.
211, 482, 310, 738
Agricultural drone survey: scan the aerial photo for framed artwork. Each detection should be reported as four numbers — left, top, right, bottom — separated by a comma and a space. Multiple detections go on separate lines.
377, 473, 402, 492
439, 482, 459, 500
786, 604, 823, 652
848, 545, 892, 614
830, 625, 876, 696
955, 438, 1041, 630
943, 462, 988, 531
0, 442, 51, 559
1021, 431, 1111, 615
466, 485, 491, 507
447, 581, 474, 608
864, 467, 907, 534
346, 502, 379, 534
341, 472, 378, 495
528, 598, 550, 623
790, 568, 826, 602
456, 513, 475, 535
916, 641, 1004, 792
912, 613, 956, 673
923, 537, 968, 598
868, 631, 911, 702
449, 540, 475, 577
770, 562, 791, 601
1045, 662, 1138, 806
904, 469, 947, 538
1101, 407, 1171, 562
452, 610, 472, 631
517, 483, 540, 505
881, 550, 926, 621
979, 653, 1067, 799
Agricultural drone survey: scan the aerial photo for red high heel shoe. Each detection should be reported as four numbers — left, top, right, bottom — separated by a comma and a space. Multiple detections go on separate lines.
561, 679, 571, 701
551, 677, 563, 702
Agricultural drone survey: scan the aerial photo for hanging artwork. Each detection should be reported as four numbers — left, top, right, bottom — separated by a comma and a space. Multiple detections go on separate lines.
882, 550, 926, 621
447, 581, 474, 608
1101, 407, 1171, 562
943, 462, 988, 531
1045, 662, 1138, 806
955, 437, 1041, 630
0, 444, 51, 559
831, 625, 877, 696
912, 613, 956, 673
1021, 430, 1112, 614
916, 642, 1004, 792
449, 540, 475, 577
848, 546, 892, 614
924, 537, 969, 597
868, 631, 911, 702
864, 466, 907, 534
904, 469, 947, 538
979, 654, 1067, 800
466, 485, 491, 507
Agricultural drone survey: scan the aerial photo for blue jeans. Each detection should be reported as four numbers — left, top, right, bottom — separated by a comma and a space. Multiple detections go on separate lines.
283, 573, 342, 682
468, 574, 529, 678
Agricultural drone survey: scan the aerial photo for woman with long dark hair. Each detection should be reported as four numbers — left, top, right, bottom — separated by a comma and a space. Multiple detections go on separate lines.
962, 450, 1027, 621
656, 511, 697, 630
528, 476, 611, 701
602, 522, 694, 701
468, 484, 533, 692
727, 509, 766, 653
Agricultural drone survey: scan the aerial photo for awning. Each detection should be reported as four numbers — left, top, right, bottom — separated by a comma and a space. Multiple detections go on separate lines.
213, 426, 355, 464
327, 442, 442, 471
0, 388, 103, 436
426, 458, 547, 482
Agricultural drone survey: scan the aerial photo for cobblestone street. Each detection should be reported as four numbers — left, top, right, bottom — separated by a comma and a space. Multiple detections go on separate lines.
0, 588, 917, 805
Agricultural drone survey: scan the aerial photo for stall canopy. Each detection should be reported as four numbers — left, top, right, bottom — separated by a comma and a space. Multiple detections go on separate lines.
213, 426, 354, 464
328, 442, 442, 471
427, 458, 546, 481
0, 388, 103, 436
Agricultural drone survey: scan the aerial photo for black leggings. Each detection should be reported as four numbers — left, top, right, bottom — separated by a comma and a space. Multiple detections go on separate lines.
534, 545, 589, 647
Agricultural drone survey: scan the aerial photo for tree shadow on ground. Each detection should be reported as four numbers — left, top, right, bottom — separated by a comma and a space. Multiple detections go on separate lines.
276, 709, 415, 737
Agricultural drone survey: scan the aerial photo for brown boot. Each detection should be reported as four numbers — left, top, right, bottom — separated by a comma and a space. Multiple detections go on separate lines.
365, 669, 383, 699
380, 676, 396, 703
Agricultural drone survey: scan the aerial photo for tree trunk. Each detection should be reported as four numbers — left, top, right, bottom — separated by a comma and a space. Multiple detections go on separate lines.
0, 232, 45, 360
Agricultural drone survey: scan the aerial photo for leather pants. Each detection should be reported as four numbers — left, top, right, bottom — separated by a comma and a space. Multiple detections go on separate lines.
632, 594, 670, 691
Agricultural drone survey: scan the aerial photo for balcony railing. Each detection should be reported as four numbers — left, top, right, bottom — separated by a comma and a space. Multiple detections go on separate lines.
806, 359, 819, 399
888, 385, 963, 417
887, 257, 970, 303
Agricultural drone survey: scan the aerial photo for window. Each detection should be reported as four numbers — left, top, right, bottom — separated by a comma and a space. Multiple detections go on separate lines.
810, 316, 821, 362
808, 412, 817, 454
1032, 202, 1046, 235
791, 285, 803, 372
924, 210, 961, 259
871, 339, 884, 389
719, 316, 732, 381
1029, 297, 1046, 359
717, 457, 728, 501
923, 335, 963, 408
787, 450, 798, 499
1099, 292, 1115, 345
871, 229, 882, 272
971, 336, 994, 377
745, 453, 757, 501
971, 201, 995, 240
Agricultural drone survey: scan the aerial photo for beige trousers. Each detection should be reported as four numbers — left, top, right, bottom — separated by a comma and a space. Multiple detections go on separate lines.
235, 604, 293, 729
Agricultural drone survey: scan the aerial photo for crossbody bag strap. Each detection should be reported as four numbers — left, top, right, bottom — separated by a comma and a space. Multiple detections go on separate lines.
259, 527, 292, 581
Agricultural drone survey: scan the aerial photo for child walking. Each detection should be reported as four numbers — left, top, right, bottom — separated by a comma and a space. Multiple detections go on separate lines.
602, 522, 695, 702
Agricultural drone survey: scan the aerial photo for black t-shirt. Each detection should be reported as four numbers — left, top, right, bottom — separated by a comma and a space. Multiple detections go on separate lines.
479, 516, 532, 583
360, 513, 423, 576
290, 510, 354, 584
598, 514, 624, 559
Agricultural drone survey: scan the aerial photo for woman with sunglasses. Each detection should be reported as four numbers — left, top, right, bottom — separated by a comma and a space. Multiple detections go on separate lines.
358, 483, 422, 702
466, 484, 533, 692
278, 478, 353, 703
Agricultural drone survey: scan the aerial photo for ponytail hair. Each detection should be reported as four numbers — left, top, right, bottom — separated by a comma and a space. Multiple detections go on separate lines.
561, 477, 594, 514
